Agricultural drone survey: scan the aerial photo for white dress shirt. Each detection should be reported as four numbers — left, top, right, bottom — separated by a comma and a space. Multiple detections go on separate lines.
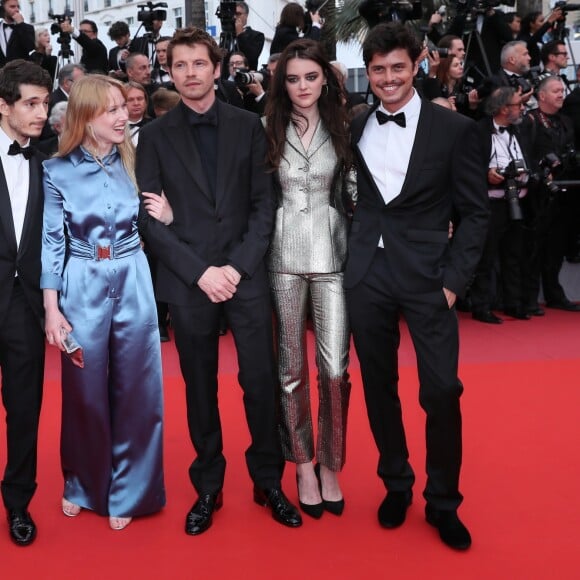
0, 127, 31, 250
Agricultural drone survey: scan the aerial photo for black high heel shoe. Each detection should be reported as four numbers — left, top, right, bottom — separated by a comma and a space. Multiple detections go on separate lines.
296, 474, 324, 519
314, 463, 345, 516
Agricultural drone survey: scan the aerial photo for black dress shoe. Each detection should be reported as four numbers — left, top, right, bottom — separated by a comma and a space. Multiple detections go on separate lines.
546, 300, 580, 312
425, 506, 471, 550
314, 463, 344, 516
472, 310, 503, 324
503, 307, 531, 320
7, 509, 37, 546
253, 486, 302, 528
527, 306, 545, 316
378, 490, 412, 529
185, 491, 223, 536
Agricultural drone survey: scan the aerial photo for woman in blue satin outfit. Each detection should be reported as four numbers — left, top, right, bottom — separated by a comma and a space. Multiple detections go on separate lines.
41, 75, 165, 531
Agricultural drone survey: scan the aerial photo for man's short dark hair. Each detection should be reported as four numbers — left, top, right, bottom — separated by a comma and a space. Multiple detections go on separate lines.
362, 22, 422, 68
108, 21, 130, 41
0, 60, 52, 105
57, 63, 85, 85
80, 19, 98, 34
540, 40, 566, 66
155, 35, 172, 45
167, 27, 223, 70
236, 1, 249, 15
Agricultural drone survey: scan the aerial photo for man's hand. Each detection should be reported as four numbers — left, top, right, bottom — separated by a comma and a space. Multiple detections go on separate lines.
10, 9, 24, 24
443, 287, 456, 309
60, 20, 74, 34
246, 79, 264, 98
142, 191, 174, 225
221, 265, 241, 286
488, 167, 505, 185
198, 266, 238, 303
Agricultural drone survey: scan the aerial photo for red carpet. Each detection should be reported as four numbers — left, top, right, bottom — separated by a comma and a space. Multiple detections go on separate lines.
2, 310, 580, 579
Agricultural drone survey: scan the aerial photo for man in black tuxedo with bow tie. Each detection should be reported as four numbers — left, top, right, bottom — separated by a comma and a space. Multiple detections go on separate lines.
136, 27, 301, 536
0, 0, 35, 67
346, 23, 489, 550
0, 59, 52, 546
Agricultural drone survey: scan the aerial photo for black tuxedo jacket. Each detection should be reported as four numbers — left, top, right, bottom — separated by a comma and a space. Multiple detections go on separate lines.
0, 21, 35, 67
346, 100, 489, 297
236, 27, 264, 71
108, 44, 129, 72
136, 100, 275, 306
0, 151, 46, 326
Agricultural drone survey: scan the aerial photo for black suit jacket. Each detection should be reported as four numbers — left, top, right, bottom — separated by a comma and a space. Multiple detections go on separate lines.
236, 27, 265, 70
108, 44, 129, 73
0, 21, 35, 67
74, 33, 108, 73
346, 100, 489, 297
136, 100, 275, 306
0, 151, 46, 326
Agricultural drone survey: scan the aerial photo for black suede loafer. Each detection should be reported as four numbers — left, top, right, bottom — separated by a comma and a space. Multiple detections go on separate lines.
425, 505, 472, 550
378, 490, 412, 529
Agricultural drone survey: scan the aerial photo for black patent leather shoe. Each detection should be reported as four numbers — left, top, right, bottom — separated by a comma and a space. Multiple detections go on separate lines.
7, 509, 37, 546
503, 307, 531, 320
378, 490, 412, 529
253, 486, 302, 527
185, 491, 223, 536
425, 506, 472, 550
472, 310, 503, 324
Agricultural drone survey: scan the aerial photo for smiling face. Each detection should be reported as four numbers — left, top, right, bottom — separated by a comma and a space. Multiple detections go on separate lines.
284, 57, 326, 114
366, 48, 418, 113
0, 83, 49, 144
86, 86, 128, 156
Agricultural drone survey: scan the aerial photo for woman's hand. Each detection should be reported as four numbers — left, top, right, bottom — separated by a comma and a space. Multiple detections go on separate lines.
45, 308, 73, 351
142, 191, 174, 225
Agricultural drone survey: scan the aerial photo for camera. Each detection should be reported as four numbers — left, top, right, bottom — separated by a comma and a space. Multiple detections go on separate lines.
216, 1, 238, 36
531, 153, 562, 197
358, 1, 422, 28
453, 0, 515, 16
555, 1, 580, 12
234, 69, 265, 87
507, 66, 542, 95
497, 159, 527, 221
48, 9, 75, 59
137, 2, 167, 33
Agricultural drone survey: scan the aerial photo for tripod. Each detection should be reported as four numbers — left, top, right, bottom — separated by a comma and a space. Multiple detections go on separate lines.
53, 46, 74, 89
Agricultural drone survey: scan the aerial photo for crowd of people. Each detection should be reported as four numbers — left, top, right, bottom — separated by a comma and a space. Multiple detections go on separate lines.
0, 0, 579, 556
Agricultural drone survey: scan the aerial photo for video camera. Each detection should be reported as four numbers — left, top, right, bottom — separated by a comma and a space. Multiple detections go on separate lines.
555, 1, 580, 12
48, 9, 75, 59
358, 1, 422, 28
216, 1, 238, 37
137, 2, 167, 33
452, 0, 515, 16
497, 159, 527, 221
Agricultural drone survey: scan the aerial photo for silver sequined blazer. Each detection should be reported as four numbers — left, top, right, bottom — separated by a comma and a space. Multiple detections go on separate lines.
268, 121, 356, 274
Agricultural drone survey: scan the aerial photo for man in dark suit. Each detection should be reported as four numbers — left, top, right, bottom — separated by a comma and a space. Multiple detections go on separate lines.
0, 59, 52, 546
136, 27, 301, 536
0, 0, 35, 67
107, 20, 131, 77
234, 2, 264, 71
346, 23, 489, 550
60, 18, 108, 73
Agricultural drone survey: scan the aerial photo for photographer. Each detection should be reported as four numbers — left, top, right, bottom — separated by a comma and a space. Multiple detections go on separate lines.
60, 18, 108, 73
541, 40, 572, 92
233, 2, 264, 72
0, 0, 35, 66
270, 2, 323, 55
107, 21, 131, 78
518, 8, 563, 68
521, 75, 580, 312
227, 51, 268, 115
471, 86, 531, 323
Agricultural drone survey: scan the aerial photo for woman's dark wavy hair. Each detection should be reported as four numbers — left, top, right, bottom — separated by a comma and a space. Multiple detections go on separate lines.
265, 39, 350, 171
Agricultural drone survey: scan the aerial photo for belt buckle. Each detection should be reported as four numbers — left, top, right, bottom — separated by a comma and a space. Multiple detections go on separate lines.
97, 245, 111, 260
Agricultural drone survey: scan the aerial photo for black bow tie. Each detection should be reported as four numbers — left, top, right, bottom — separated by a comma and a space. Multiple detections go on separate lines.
3, 23, 15, 30
497, 125, 514, 135
129, 120, 144, 129
376, 110, 406, 128
190, 110, 218, 127
8, 141, 35, 159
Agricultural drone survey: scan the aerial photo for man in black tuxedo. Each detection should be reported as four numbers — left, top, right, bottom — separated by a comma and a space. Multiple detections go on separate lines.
107, 20, 131, 77
234, 2, 264, 71
0, 0, 35, 67
346, 23, 489, 550
136, 27, 301, 536
0, 59, 52, 546
60, 18, 108, 73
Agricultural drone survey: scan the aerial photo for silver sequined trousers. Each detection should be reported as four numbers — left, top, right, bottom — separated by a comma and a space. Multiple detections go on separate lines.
270, 272, 351, 472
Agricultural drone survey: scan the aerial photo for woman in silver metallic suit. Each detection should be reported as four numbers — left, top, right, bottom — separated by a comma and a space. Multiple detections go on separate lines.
264, 39, 355, 519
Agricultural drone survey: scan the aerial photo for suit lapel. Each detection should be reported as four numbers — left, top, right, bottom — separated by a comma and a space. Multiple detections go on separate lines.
388, 99, 432, 207
17, 156, 42, 258
163, 105, 214, 203
0, 159, 18, 254
214, 101, 240, 209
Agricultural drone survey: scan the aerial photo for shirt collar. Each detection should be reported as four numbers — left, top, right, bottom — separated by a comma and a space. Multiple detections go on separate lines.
0, 127, 30, 154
